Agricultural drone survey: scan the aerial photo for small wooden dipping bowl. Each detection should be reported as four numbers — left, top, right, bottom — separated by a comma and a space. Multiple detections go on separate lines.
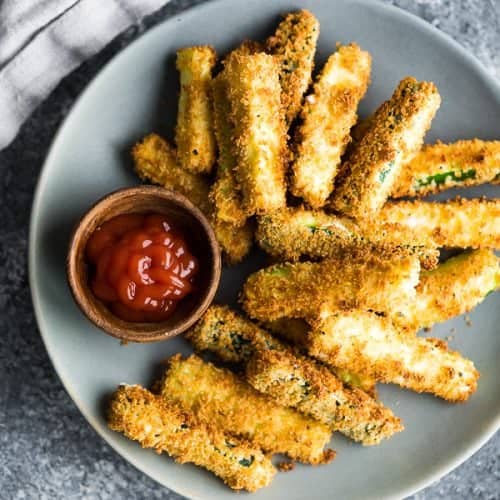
67, 186, 221, 342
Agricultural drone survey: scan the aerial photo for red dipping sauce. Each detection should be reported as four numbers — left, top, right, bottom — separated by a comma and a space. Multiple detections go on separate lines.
85, 213, 199, 322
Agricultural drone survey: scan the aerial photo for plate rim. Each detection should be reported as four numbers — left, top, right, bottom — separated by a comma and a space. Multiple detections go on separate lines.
28, 0, 500, 498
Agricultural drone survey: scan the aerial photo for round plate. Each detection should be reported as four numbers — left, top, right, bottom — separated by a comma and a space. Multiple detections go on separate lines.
29, 0, 500, 498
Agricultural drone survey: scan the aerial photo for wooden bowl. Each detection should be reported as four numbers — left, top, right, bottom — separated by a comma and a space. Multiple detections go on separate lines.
67, 186, 221, 342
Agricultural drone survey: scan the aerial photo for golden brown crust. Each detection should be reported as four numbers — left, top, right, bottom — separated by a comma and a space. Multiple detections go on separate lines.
187, 306, 395, 445
263, 318, 378, 398
330, 77, 441, 218
189, 305, 376, 397
241, 249, 420, 322
175, 46, 217, 174
392, 139, 500, 197
395, 249, 499, 331
211, 217, 254, 265
245, 349, 402, 445
225, 53, 287, 214
379, 198, 500, 249
209, 73, 248, 226
291, 44, 372, 207
186, 304, 285, 364
266, 9, 319, 125
256, 206, 439, 269
132, 133, 212, 214
308, 310, 479, 402
159, 354, 334, 464
107, 385, 276, 491
131, 133, 252, 264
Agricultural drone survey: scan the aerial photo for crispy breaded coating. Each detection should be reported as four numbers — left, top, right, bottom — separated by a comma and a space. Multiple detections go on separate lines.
107, 385, 276, 492
331, 77, 441, 218
291, 44, 372, 207
379, 198, 500, 249
189, 306, 376, 396
263, 317, 378, 398
132, 133, 211, 214
245, 349, 402, 445
209, 73, 247, 226
393, 139, 500, 197
395, 249, 499, 331
212, 218, 254, 265
132, 133, 253, 264
256, 206, 439, 269
266, 10, 319, 125
225, 53, 287, 214
187, 304, 284, 364
175, 46, 217, 174
158, 354, 334, 464
187, 306, 397, 445
309, 310, 479, 402
241, 250, 420, 322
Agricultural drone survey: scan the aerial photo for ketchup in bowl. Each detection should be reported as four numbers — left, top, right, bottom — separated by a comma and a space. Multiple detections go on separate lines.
85, 213, 198, 322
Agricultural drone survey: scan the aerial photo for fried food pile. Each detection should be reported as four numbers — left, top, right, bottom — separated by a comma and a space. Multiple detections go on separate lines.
108, 9, 500, 492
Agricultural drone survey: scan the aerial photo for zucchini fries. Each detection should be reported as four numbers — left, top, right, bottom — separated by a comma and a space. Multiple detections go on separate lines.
209, 73, 247, 226
108, 385, 276, 492
132, 133, 253, 264
132, 133, 211, 214
256, 206, 439, 269
158, 354, 335, 464
291, 44, 371, 207
331, 77, 441, 218
396, 249, 499, 331
309, 310, 479, 402
392, 139, 500, 197
175, 46, 217, 173
241, 250, 420, 321
263, 317, 378, 397
225, 53, 287, 213
245, 349, 402, 445
266, 9, 319, 126
380, 198, 500, 248
187, 306, 402, 445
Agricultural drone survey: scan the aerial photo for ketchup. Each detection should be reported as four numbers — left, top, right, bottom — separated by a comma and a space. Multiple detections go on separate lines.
86, 213, 199, 322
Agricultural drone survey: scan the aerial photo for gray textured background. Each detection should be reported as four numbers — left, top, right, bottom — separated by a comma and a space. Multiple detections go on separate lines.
1, 0, 499, 499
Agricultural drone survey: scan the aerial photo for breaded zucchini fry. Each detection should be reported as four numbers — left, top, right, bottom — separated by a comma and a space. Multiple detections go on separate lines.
309, 310, 479, 402
263, 317, 378, 398
241, 250, 420, 322
212, 218, 254, 265
392, 139, 500, 197
108, 385, 275, 492
187, 306, 399, 445
225, 53, 287, 213
158, 354, 335, 464
132, 133, 253, 263
291, 44, 372, 207
396, 249, 499, 331
132, 133, 211, 214
187, 304, 284, 364
266, 10, 319, 125
256, 206, 439, 269
209, 73, 247, 226
245, 349, 402, 445
189, 306, 375, 396
379, 198, 500, 248
331, 77, 441, 218
175, 46, 217, 174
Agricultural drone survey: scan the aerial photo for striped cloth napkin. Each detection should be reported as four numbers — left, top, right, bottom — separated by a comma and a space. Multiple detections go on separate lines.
0, 0, 168, 150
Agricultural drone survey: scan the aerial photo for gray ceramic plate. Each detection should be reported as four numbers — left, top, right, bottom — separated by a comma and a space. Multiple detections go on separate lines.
29, 0, 500, 498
